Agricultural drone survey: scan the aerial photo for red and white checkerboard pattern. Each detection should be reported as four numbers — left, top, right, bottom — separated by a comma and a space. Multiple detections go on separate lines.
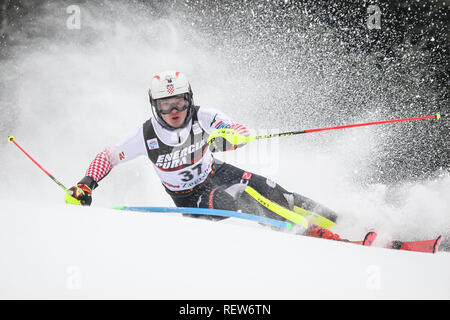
85, 148, 114, 182
166, 85, 175, 95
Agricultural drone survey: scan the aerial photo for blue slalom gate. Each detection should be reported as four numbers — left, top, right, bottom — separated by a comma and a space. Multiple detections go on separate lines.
113, 206, 292, 230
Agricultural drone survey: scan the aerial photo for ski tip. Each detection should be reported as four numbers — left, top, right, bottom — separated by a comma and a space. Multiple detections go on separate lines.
112, 206, 126, 210
433, 235, 443, 253
362, 231, 378, 246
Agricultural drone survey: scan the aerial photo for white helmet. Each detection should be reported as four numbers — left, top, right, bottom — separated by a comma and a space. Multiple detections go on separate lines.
148, 70, 194, 129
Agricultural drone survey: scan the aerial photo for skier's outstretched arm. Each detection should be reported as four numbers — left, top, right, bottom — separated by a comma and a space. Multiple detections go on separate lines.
197, 107, 250, 152
65, 126, 147, 206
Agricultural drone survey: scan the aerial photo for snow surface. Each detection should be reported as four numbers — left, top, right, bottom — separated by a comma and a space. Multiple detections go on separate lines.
0, 200, 448, 299
0, 1, 449, 300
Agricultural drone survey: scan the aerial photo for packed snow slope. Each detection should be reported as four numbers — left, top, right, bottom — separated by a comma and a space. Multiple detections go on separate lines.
0, 1, 449, 300
0, 200, 448, 299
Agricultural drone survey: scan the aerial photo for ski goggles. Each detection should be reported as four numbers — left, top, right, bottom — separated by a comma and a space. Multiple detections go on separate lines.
155, 94, 189, 114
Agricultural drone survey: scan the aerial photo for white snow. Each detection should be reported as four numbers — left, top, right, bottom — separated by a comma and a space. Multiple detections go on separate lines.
0, 200, 448, 299
0, 1, 449, 300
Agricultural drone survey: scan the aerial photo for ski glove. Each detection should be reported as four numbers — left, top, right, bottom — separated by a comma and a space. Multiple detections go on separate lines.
207, 129, 249, 152
65, 184, 92, 206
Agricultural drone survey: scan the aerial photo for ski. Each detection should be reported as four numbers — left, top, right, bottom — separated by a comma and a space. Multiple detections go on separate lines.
362, 231, 378, 246
350, 231, 377, 247
113, 206, 293, 230
386, 235, 443, 254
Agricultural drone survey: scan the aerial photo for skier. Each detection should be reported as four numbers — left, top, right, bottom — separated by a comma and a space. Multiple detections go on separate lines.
65, 70, 342, 241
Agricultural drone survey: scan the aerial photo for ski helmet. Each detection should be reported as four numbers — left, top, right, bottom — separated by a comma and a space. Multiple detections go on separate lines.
148, 71, 194, 130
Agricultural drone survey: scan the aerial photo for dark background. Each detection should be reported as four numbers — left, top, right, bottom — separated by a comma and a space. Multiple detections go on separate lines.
1, 0, 449, 185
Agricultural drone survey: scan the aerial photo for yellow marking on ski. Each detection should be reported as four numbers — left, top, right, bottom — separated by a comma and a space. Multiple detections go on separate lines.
293, 205, 336, 229
244, 186, 309, 229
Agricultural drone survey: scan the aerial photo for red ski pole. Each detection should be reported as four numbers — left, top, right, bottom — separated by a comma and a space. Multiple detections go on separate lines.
8, 136, 68, 191
249, 112, 443, 141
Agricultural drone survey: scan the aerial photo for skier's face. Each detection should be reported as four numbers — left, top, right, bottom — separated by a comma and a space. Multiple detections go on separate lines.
159, 96, 188, 128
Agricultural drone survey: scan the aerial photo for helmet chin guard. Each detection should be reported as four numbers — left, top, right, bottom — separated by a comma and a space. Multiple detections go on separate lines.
148, 71, 194, 130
